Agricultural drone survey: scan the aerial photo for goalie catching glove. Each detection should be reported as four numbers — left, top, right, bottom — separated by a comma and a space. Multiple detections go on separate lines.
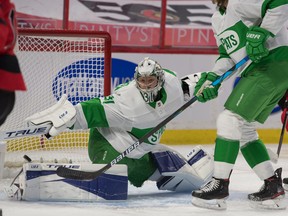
25, 94, 76, 138
193, 72, 221, 103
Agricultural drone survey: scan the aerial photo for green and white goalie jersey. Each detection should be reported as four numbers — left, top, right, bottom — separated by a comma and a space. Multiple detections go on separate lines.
73, 69, 185, 159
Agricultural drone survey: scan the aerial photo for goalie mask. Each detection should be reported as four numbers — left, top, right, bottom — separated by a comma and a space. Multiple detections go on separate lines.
134, 57, 165, 103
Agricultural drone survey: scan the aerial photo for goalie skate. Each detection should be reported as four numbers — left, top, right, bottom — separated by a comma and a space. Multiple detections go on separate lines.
248, 168, 286, 210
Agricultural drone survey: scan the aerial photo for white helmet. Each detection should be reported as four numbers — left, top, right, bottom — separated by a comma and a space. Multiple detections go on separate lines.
134, 57, 165, 103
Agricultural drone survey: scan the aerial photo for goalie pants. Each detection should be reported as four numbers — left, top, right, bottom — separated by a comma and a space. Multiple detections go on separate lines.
88, 128, 157, 187
0, 89, 15, 126
225, 47, 288, 123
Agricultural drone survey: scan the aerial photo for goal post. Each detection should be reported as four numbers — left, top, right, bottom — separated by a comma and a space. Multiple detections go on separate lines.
0, 29, 112, 175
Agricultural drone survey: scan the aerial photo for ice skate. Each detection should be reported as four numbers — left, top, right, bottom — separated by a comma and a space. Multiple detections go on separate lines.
248, 168, 286, 210
283, 178, 288, 191
191, 177, 229, 210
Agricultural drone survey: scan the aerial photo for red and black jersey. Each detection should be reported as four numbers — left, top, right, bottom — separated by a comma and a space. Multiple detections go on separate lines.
0, 0, 26, 91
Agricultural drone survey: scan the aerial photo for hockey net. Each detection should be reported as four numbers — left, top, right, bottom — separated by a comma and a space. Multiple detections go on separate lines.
0, 29, 111, 177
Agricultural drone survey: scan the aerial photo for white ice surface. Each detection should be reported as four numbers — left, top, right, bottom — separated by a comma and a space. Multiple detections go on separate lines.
0, 144, 288, 216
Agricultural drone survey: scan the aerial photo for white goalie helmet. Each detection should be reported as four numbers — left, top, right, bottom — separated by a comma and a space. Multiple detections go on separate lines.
134, 57, 165, 103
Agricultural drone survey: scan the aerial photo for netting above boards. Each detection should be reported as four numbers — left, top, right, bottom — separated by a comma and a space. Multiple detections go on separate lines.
1, 29, 111, 171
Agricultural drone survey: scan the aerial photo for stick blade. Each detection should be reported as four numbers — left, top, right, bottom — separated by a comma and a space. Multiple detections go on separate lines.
56, 166, 108, 181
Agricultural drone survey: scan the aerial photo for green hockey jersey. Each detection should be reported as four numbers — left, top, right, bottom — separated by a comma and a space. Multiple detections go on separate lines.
211, 0, 288, 75
73, 70, 185, 159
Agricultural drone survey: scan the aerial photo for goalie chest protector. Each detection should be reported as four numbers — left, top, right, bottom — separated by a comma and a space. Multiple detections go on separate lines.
18, 163, 128, 201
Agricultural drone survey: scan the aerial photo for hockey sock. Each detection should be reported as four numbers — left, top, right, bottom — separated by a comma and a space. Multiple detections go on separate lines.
240, 139, 270, 168
214, 137, 239, 164
213, 138, 239, 179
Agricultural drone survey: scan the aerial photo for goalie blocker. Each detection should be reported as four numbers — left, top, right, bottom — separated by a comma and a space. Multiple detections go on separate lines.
6, 146, 213, 201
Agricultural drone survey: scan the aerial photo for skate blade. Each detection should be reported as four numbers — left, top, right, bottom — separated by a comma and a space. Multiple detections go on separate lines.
192, 197, 227, 210
249, 195, 287, 210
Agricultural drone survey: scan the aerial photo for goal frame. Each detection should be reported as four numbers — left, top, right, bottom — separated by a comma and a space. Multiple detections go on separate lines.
0, 29, 113, 177
17, 28, 112, 96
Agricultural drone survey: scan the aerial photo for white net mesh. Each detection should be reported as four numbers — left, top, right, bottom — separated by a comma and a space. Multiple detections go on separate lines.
0, 30, 111, 172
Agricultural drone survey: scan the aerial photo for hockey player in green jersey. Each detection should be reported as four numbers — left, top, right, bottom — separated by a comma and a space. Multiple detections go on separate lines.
25, 57, 214, 194
191, 0, 288, 210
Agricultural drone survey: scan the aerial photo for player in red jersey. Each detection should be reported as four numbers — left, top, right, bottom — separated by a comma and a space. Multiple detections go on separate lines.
0, 0, 26, 126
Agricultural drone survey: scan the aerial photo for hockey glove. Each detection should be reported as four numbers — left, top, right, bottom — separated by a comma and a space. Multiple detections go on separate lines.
25, 94, 76, 138
193, 72, 221, 103
246, 26, 273, 63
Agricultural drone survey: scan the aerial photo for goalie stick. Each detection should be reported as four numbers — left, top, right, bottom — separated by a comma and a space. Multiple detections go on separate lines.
0, 124, 52, 140
56, 56, 250, 181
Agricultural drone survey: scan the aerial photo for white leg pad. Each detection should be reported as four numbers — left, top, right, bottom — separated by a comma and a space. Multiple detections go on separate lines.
153, 146, 214, 192
8, 163, 128, 201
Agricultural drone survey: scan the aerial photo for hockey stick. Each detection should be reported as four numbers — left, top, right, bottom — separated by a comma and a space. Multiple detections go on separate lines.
266, 100, 288, 164
0, 124, 52, 140
56, 56, 250, 180
277, 101, 288, 156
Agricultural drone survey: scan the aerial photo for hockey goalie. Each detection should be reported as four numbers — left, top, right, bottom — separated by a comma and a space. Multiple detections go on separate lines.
6, 57, 214, 201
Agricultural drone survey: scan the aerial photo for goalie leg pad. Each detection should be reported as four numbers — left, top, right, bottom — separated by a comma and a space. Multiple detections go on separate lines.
10, 163, 128, 201
152, 146, 213, 192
